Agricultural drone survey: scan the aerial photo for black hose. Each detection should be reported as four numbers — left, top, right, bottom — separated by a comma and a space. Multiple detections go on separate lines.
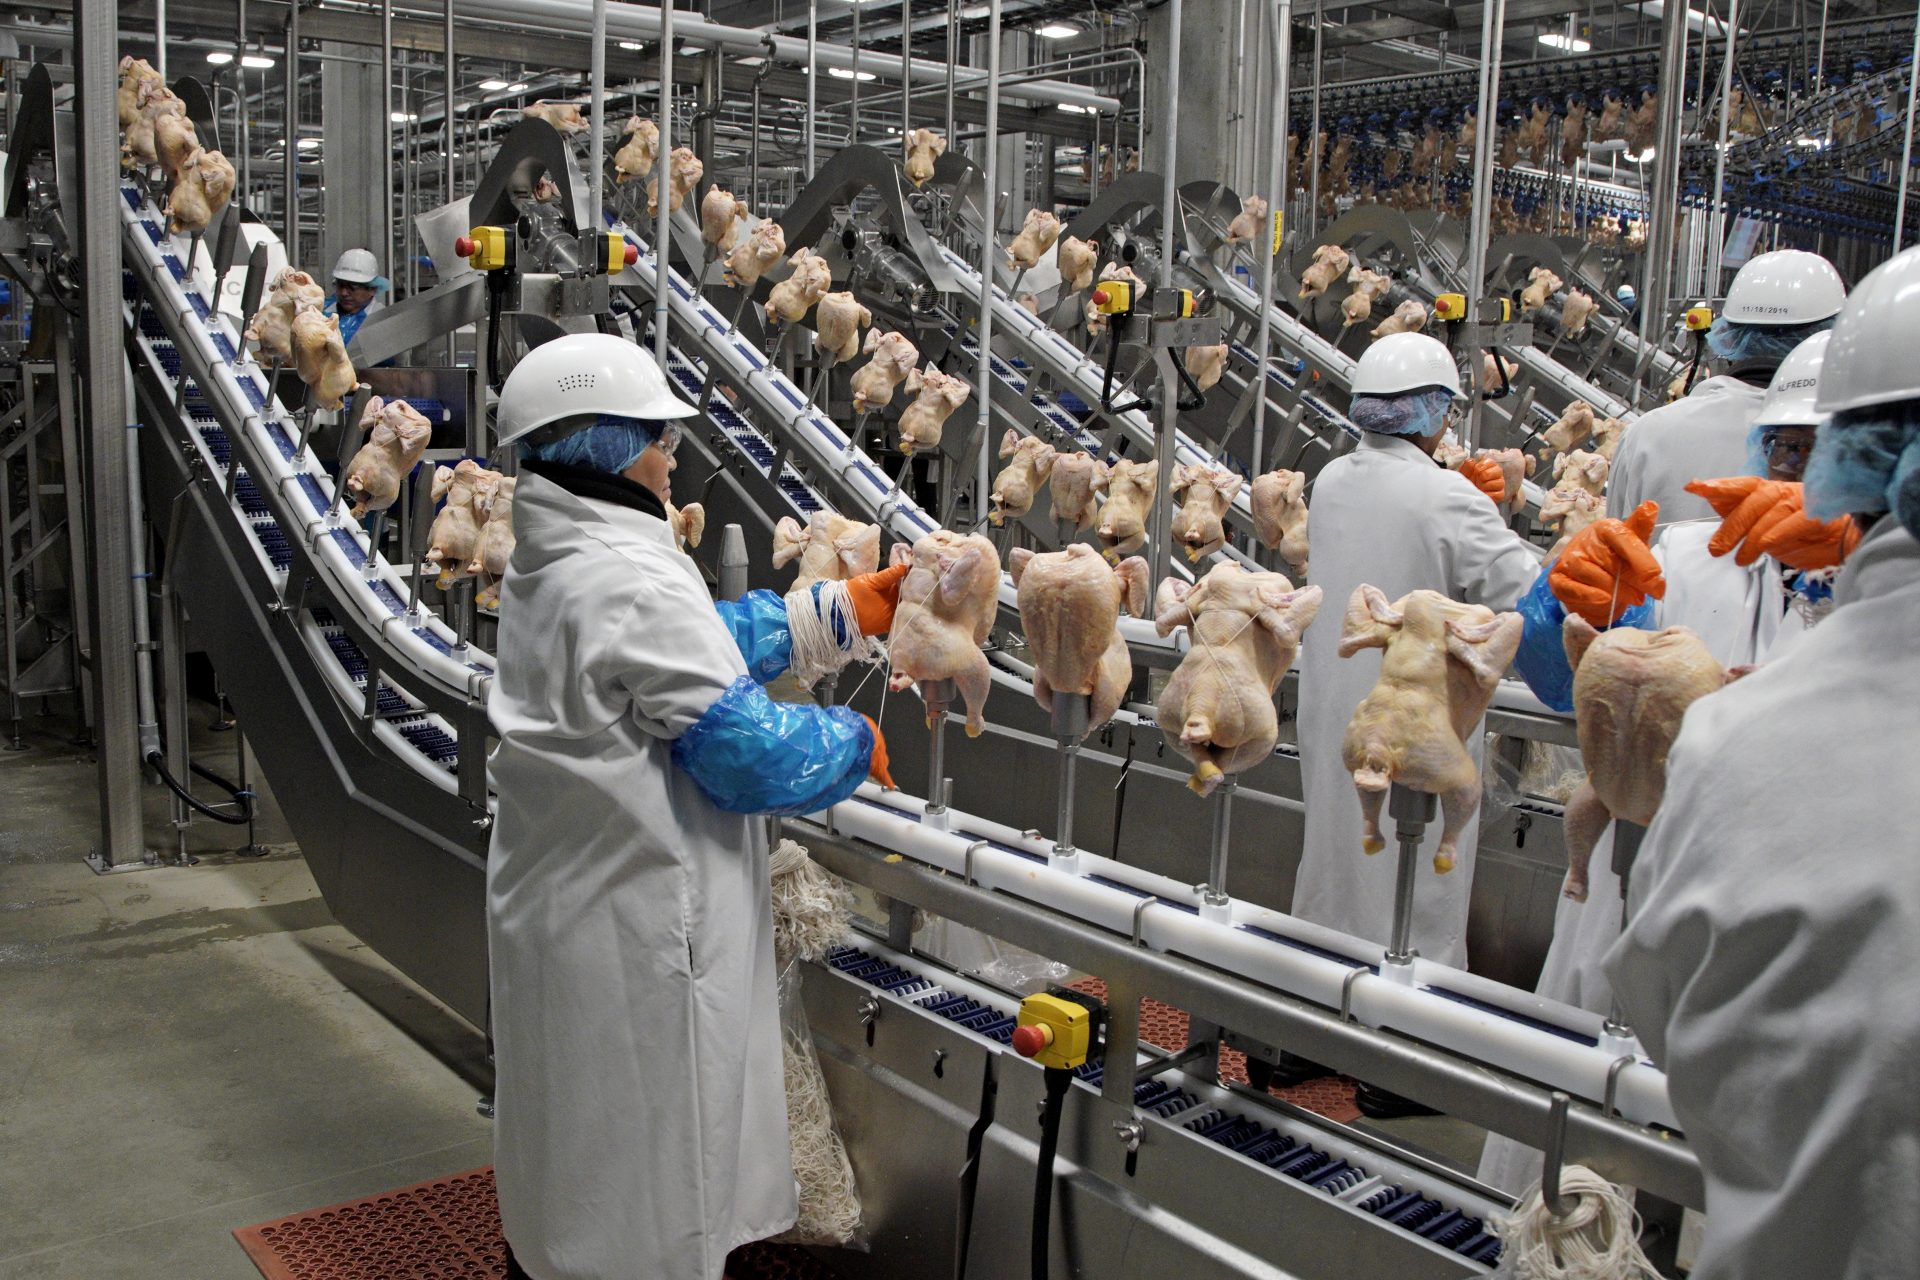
145, 749, 254, 826
1031, 1065, 1073, 1280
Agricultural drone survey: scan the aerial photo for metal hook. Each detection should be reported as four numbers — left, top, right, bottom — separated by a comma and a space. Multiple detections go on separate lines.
1541, 1090, 1574, 1217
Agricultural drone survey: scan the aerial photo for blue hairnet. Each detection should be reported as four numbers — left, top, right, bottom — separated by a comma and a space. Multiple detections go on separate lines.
1705, 315, 1834, 367
1350, 387, 1455, 437
1805, 399, 1920, 542
521, 413, 662, 474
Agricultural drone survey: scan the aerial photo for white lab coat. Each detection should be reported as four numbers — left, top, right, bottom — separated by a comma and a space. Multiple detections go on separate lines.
1475, 520, 1817, 1192
1606, 375, 1765, 526
1604, 518, 1920, 1280
1292, 434, 1543, 969
487, 472, 795, 1280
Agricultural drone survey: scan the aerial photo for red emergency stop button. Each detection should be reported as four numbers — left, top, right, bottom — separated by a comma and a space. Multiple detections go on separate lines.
454, 235, 476, 259
1091, 288, 1110, 307
1012, 1023, 1055, 1058
624, 242, 640, 265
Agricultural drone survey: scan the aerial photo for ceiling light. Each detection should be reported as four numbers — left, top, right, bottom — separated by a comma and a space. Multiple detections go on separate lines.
1627, 148, 1654, 163
678, 46, 704, 55
241, 54, 276, 69
738, 55, 767, 66
205, 51, 234, 65
478, 77, 511, 90
296, 137, 321, 150
1537, 32, 1590, 52
1057, 102, 1092, 115
619, 40, 644, 50
391, 111, 419, 123
1793, 137, 1824, 147
1036, 23, 1079, 39
507, 82, 529, 92
827, 66, 878, 81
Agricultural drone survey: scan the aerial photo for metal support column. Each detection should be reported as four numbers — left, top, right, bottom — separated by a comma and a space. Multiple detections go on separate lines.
1638, 0, 1692, 360
382, 1, 396, 289
284, 1, 300, 257
1896, 14, 1920, 248
1705, 0, 1739, 289
1248, 0, 1292, 477
1462, 0, 1506, 450
971, 0, 1003, 523
654, 0, 676, 367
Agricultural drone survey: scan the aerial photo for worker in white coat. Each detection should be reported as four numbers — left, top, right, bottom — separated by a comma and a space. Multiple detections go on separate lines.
1604, 245, 1920, 1280
485, 334, 907, 1280
1607, 249, 1844, 527
1290, 335, 1638, 1111
1478, 330, 1851, 1192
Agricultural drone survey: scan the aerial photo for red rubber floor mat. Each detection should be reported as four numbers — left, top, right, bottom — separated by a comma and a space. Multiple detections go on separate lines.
1067, 977, 1364, 1125
233, 1167, 846, 1280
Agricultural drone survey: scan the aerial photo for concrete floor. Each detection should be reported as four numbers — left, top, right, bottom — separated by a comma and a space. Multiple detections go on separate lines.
0, 706, 495, 1280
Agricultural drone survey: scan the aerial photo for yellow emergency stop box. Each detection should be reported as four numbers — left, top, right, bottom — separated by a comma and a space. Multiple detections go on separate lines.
1014, 992, 1094, 1070
464, 225, 509, 271
1433, 292, 1466, 321
1684, 305, 1714, 331
1091, 278, 1134, 315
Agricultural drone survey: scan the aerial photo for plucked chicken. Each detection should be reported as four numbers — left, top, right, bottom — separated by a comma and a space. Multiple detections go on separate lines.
1624, 90, 1659, 154
613, 117, 659, 182
667, 501, 706, 552
1520, 266, 1563, 314
1544, 401, 1598, 454
895, 365, 971, 456
1017, 293, 1041, 316
1341, 265, 1393, 328
1518, 101, 1553, 166
1539, 485, 1604, 555
725, 220, 786, 288
1482, 351, 1519, 391
245, 268, 326, 362
290, 303, 356, 411
1048, 453, 1107, 532
1473, 447, 1535, 518
1250, 468, 1309, 574
121, 79, 182, 169
903, 128, 947, 187
1184, 344, 1229, 393
1095, 458, 1159, 558
1299, 244, 1352, 299
700, 187, 748, 251
1009, 544, 1149, 736
1559, 617, 1727, 901
1560, 289, 1598, 337
1007, 208, 1062, 271
1370, 299, 1428, 340
343, 395, 431, 517
646, 147, 702, 216
1594, 90, 1626, 142
426, 461, 495, 587
1056, 235, 1098, 292
166, 148, 235, 235
523, 100, 588, 135
885, 530, 999, 735
765, 247, 832, 323
772, 513, 881, 589
1591, 416, 1629, 462
1560, 95, 1589, 167
154, 110, 200, 179
1225, 195, 1269, 247
1552, 449, 1610, 497
1338, 586, 1523, 870
1155, 564, 1323, 795
118, 56, 164, 128
1169, 464, 1241, 562
851, 330, 920, 413
531, 177, 560, 204
813, 292, 871, 362
989, 432, 1058, 528
468, 475, 518, 609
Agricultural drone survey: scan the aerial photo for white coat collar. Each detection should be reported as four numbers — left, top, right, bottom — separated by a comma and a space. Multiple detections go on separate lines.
1835, 517, 1919, 609
513, 470, 676, 552
1356, 432, 1441, 464
1688, 374, 1767, 405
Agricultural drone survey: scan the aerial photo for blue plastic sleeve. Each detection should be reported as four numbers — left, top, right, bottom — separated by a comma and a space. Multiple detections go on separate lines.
1512, 565, 1655, 713
713, 589, 795, 684
670, 675, 873, 816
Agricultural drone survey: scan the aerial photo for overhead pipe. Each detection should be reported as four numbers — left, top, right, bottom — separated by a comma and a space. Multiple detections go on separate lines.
1249, 0, 1293, 479
1705, 0, 1738, 290
655, 0, 675, 368
156, 0, 167, 78
1462, 0, 1506, 451
972, 0, 1004, 520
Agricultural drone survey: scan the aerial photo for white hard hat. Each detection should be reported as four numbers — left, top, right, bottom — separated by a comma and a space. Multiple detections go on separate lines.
1750, 332, 1831, 430
495, 332, 696, 448
331, 247, 380, 284
1721, 249, 1845, 326
1351, 332, 1463, 398
1815, 244, 1920, 416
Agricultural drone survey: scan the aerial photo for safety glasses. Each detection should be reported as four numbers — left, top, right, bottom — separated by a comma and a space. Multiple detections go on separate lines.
654, 422, 682, 456
1761, 427, 1815, 471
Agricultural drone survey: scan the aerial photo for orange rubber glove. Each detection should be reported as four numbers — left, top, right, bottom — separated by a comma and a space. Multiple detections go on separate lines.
1550, 499, 1667, 626
1685, 477, 1862, 570
846, 563, 911, 636
860, 714, 895, 788
1457, 457, 1507, 509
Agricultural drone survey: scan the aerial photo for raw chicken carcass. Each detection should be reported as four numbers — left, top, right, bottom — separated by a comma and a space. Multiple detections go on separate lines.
1017, 293, 1041, 316
613, 117, 659, 183
1518, 101, 1553, 166
1155, 564, 1323, 794
1095, 458, 1159, 558
1433, 435, 1470, 471
725, 219, 786, 288
772, 513, 881, 589
885, 530, 999, 734
343, 395, 431, 517
988, 431, 1057, 527
1048, 453, 1107, 532
154, 109, 200, 180
1056, 236, 1098, 292
426, 461, 495, 587
850, 330, 920, 413
1520, 266, 1563, 314
290, 302, 356, 412
1169, 464, 1241, 562
1560, 96, 1590, 167
468, 475, 518, 609
1008, 208, 1062, 271
1341, 266, 1392, 328
118, 56, 164, 128
813, 292, 871, 363
1539, 485, 1605, 556
1184, 344, 1229, 393
166, 147, 235, 235
646, 146, 703, 216
1624, 90, 1658, 155
1299, 244, 1352, 299
523, 100, 588, 136
903, 128, 947, 187
1560, 289, 1599, 338
121, 80, 182, 169
1544, 401, 1598, 454
1552, 449, 1610, 497
531, 176, 560, 204
1476, 447, 1536, 518
1591, 416, 1629, 462
1338, 586, 1524, 870
896, 365, 970, 457
245, 268, 326, 362
1225, 195, 1269, 248
666, 501, 706, 552
765, 247, 832, 324
1594, 90, 1626, 142
1250, 469, 1309, 574
1370, 299, 1428, 340
1009, 543, 1149, 737
700, 186, 748, 251
1559, 616, 1728, 901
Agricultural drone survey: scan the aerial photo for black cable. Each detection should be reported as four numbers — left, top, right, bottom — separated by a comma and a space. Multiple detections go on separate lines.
144, 749, 254, 826
1031, 1065, 1073, 1280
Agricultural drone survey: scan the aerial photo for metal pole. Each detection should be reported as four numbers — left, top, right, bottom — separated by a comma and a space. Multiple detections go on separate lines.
973, 0, 1003, 519
590, 0, 608, 210
445, 0, 456, 360
851, 0, 861, 147
805, 0, 818, 178
1638, 0, 1691, 371
1249, 0, 1292, 479
1144, 0, 1183, 585
238, 0, 250, 205
382, 0, 395, 294
945, 0, 958, 144
1202, 776, 1236, 912
1705, 0, 1738, 290
1306, 11, 1322, 238
76, 0, 147, 867
1462, 0, 1505, 451
655, 0, 675, 367
283, 4, 299, 258
901, 0, 911, 137
156, 0, 166, 78
1896, 14, 1920, 248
